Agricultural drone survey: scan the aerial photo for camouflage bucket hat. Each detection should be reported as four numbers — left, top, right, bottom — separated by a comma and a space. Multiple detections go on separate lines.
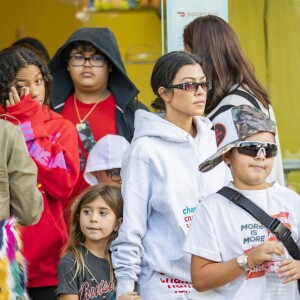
199, 105, 276, 172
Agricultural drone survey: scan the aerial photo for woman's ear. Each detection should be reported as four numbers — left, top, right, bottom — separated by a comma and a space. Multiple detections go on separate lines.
113, 217, 123, 232
158, 86, 171, 103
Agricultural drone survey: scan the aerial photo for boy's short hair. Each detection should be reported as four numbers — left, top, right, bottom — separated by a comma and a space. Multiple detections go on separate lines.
199, 105, 276, 172
84, 134, 130, 185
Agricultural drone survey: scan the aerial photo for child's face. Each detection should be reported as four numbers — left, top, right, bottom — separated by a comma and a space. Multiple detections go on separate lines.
224, 132, 275, 190
10, 65, 45, 105
67, 48, 111, 95
92, 168, 122, 188
79, 196, 119, 248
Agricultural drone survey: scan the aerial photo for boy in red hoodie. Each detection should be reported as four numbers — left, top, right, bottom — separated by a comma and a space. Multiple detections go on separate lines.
0, 46, 80, 300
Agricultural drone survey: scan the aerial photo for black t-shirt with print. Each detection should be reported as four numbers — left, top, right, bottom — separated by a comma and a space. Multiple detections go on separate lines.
57, 245, 116, 300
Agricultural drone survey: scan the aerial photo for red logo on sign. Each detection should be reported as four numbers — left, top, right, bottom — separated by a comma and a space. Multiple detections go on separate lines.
177, 11, 185, 17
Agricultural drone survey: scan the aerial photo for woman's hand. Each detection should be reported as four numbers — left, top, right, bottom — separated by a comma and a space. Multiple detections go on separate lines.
6, 86, 29, 107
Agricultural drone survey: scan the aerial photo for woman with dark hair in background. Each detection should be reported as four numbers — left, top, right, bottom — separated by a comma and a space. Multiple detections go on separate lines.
0, 46, 79, 300
183, 15, 284, 185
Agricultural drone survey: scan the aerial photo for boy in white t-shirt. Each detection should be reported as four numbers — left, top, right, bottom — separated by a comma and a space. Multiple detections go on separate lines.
84, 134, 129, 188
184, 105, 300, 300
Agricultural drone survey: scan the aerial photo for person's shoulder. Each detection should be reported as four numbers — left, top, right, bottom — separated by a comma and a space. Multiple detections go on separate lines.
205, 190, 225, 200
60, 250, 76, 263
58, 248, 83, 270
0, 120, 21, 145
128, 135, 154, 154
223, 88, 257, 105
0, 119, 13, 127
193, 192, 227, 220
217, 87, 261, 106
126, 99, 149, 112
201, 191, 226, 208
43, 106, 63, 120
272, 182, 300, 198
0, 119, 18, 132
43, 108, 77, 130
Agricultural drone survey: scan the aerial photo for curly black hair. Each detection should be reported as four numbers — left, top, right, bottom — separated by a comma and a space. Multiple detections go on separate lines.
63, 41, 106, 64
0, 46, 52, 108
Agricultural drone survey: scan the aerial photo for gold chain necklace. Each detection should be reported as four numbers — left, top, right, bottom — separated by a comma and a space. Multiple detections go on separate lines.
74, 91, 108, 130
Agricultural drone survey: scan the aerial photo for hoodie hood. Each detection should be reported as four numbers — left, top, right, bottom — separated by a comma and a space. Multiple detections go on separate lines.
49, 27, 139, 112
84, 134, 130, 185
132, 109, 213, 143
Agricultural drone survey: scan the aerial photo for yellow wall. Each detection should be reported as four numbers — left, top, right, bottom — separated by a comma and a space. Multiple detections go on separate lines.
0, 0, 81, 57
229, 0, 267, 86
88, 10, 162, 108
0, 0, 299, 190
0, 1, 161, 109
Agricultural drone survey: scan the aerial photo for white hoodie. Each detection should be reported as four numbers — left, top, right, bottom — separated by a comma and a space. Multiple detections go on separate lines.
111, 110, 231, 298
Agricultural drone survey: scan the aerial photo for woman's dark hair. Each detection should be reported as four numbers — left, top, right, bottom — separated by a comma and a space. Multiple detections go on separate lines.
150, 51, 203, 111
12, 37, 51, 64
183, 15, 270, 114
0, 46, 52, 107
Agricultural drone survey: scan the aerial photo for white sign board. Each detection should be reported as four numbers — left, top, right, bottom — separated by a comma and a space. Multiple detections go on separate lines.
165, 0, 228, 52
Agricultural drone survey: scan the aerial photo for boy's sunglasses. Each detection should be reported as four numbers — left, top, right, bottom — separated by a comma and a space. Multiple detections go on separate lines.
236, 141, 277, 158
166, 81, 212, 92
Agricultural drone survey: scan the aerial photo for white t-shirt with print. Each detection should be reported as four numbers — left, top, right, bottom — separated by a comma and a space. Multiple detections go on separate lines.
184, 182, 300, 300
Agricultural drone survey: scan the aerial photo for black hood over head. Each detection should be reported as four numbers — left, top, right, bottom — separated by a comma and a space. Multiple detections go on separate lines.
49, 27, 139, 112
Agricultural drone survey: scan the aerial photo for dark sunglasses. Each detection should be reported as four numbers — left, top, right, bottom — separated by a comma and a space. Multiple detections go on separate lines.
236, 141, 277, 158
166, 81, 212, 92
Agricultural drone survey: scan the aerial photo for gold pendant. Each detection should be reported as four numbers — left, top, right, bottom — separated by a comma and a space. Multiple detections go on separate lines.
76, 122, 86, 130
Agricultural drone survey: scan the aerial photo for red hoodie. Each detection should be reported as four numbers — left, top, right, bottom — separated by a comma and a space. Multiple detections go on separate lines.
0, 95, 80, 287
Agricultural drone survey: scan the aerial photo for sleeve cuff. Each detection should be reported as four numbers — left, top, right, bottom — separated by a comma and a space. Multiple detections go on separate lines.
116, 278, 135, 298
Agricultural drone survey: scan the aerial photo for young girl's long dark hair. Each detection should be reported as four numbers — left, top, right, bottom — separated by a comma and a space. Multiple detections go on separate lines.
62, 184, 123, 286
183, 15, 270, 114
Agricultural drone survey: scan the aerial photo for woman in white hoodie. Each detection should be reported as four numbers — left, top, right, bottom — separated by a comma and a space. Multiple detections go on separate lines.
111, 51, 231, 299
